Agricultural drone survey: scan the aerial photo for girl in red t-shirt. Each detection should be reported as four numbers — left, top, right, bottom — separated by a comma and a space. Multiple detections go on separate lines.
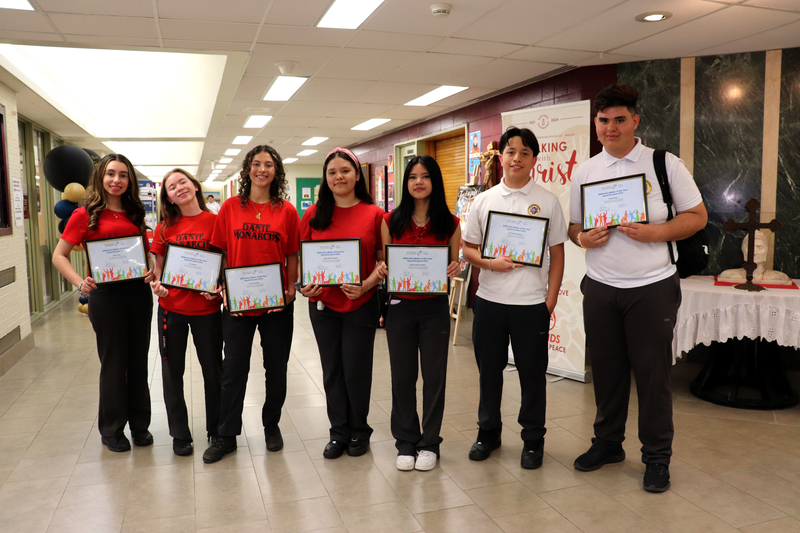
149, 169, 222, 457
299, 148, 387, 459
381, 155, 461, 472
52, 154, 155, 453
202, 145, 300, 464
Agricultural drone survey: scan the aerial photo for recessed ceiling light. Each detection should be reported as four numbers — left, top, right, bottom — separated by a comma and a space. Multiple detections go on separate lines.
244, 115, 273, 128
351, 118, 391, 131
283, 158, 299, 164
405, 86, 468, 106
317, 0, 384, 29
233, 136, 252, 145
635, 11, 671, 22
225, 149, 241, 156
0, 0, 34, 11
263, 76, 308, 101
297, 150, 318, 157
302, 137, 329, 146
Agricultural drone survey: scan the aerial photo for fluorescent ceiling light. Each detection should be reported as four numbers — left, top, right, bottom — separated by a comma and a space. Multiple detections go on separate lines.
263, 76, 307, 101
0, 0, 34, 10
317, 0, 384, 29
283, 158, 299, 164
215, 165, 227, 170
244, 115, 273, 128
225, 149, 241, 156
405, 86, 468, 106
302, 137, 329, 146
297, 150, 317, 156
351, 118, 390, 131
137, 165, 199, 177
233, 136, 252, 145
219, 158, 233, 164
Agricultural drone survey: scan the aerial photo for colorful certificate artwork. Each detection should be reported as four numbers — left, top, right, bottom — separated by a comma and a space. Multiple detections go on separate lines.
481, 211, 549, 268
224, 263, 285, 313
385, 245, 450, 295
85, 235, 148, 284
300, 239, 362, 287
581, 174, 649, 231
161, 244, 223, 293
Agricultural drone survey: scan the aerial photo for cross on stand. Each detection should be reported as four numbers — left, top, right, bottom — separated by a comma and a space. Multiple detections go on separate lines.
722, 198, 782, 292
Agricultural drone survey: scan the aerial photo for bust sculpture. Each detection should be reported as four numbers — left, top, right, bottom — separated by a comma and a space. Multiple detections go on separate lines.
719, 230, 791, 284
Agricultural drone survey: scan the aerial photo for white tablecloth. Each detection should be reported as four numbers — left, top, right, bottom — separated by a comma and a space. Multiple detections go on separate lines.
673, 276, 800, 360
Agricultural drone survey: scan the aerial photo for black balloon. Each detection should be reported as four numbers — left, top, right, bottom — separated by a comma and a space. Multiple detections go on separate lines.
54, 199, 78, 220
79, 295, 89, 304
43, 145, 94, 192
83, 148, 101, 165
58, 218, 67, 234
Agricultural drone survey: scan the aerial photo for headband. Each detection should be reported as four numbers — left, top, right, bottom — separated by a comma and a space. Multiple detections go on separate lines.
327, 147, 361, 170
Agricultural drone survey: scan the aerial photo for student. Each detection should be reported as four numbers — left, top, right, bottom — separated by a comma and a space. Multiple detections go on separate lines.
299, 147, 387, 459
202, 145, 299, 464
382, 155, 461, 471
53, 154, 155, 453
206, 194, 221, 214
150, 169, 222, 456
462, 126, 567, 469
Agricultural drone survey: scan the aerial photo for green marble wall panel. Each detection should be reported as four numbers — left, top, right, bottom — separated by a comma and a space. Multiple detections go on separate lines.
775, 47, 800, 279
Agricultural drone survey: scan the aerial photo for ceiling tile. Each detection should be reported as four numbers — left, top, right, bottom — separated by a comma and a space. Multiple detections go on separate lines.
346, 30, 443, 52
265, 0, 331, 26
352, 81, 440, 105
35, 0, 154, 17
505, 47, 597, 64
64, 35, 161, 46
156, 0, 267, 23
233, 75, 273, 100
573, 52, 650, 67
430, 38, 524, 58
364, 0, 506, 36
0, 31, 64, 43
292, 77, 366, 102
247, 44, 339, 77
378, 104, 449, 120
382, 52, 494, 85
257, 25, 351, 47
0, 10, 55, 32
741, 0, 800, 11
314, 48, 418, 81
324, 102, 395, 118
452, 60, 562, 90
48, 13, 157, 38
264, 116, 319, 128
159, 20, 258, 43
696, 18, 800, 55
161, 40, 252, 51
277, 100, 338, 117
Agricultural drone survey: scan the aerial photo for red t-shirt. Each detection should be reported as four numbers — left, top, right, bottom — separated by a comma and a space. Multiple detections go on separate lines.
384, 212, 459, 299
300, 202, 384, 313
211, 197, 300, 316
62, 207, 150, 252
151, 211, 221, 316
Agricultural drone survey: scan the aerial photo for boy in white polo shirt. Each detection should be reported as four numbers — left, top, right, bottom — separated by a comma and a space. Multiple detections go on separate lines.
462, 126, 567, 469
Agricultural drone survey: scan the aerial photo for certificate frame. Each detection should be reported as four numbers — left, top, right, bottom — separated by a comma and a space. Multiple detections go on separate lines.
224, 262, 285, 314
480, 211, 549, 268
161, 243, 223, 293
580, 173, 649, 231
85, 234, 148, 284
385, 244, 451, 295
300, 239, 362, 288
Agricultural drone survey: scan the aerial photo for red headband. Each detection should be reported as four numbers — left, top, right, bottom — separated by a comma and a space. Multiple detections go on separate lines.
327, 147, 361, 169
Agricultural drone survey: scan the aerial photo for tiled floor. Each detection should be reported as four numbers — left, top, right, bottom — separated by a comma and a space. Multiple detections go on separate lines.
3, 293, 800, 532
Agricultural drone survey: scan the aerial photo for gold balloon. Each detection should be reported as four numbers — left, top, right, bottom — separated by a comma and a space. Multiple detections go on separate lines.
73, 244, 84, 252
61, 192, 67, 200
77, 303, 88, 314
63, 182, 86, 203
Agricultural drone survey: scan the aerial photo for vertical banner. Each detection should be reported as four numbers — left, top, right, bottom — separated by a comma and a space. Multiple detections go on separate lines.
502, 100, 592, 382
387, 155, 395, 212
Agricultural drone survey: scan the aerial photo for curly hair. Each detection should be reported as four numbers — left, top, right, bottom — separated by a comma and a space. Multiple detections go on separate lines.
82, 153, 148, 235
158, 168, 210, 240
237, 145, 287, 210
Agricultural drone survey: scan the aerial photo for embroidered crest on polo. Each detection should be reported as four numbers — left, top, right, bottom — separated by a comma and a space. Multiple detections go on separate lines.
528, 204, 541, 216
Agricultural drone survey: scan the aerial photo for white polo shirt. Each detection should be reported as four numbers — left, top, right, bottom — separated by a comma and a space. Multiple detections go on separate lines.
569, 139, 703, 289
463, 178, 568, 306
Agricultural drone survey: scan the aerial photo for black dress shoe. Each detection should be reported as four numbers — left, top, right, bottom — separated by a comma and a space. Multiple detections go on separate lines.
101, 434, 131, 452
347, 438, 369, 457
469, 435, 501, 461
265, 425, 283, 452
644, 463, 671, 492
202, 435, 237, 463
173, 438, 193, 456
132, 429, 153, 446
323, 440, 347, 459
574, 438, 625, 472
521, 439, 544, 470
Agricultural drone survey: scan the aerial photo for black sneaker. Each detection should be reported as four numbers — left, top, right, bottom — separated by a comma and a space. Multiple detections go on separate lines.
521, 439, 544, 470
101, 434, 131, 452
347, 438, 369, 457
202, 435, 237, 463
574, 438, 625, 472
265, 425, 283, 452
323, 440, 347, 459
173, 438, 193, 456
644, 463, 670, 492
469, 435, 501, 461
132, 429, 154, 446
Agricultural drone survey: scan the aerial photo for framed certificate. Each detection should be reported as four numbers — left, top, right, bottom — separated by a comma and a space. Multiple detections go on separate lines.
85, 235, 148, 284
580, 174, 649, 231
300, 239, 361, 287
481, 211, 549, 268
161, 244, 223, 293
385, 245, 450, 295
224, 263, 285, 313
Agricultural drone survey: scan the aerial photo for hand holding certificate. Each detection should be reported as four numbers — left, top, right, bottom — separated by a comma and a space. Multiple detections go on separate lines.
385, 245, 450, 295
161, 244, 223, 293
580, 174, 649, 231
481, 211, 549, 268
300, 239, 362, 287
85, 235, 148, 284
224, 263, 285, 313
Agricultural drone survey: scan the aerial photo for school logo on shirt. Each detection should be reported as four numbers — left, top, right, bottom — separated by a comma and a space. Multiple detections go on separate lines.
528, 204, 541, 216
233, 222, 281, 242
174, 233, 211, 249
646, 181, 652, 195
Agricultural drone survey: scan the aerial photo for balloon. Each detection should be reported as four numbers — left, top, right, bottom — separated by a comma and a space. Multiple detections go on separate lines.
61, 192, 67, 200
79, 295, 89, 304
73, 244, 83, 252
63, 183, 86, 203
78, 303, 88, 314
54, 199, 78, 220
83, 148, 101, 166
58, 218, 67, 234
43, 145, 94, 192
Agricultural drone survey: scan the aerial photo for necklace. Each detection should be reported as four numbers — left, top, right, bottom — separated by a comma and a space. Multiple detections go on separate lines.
412, 214, 429, 227
249, 199, 267, 220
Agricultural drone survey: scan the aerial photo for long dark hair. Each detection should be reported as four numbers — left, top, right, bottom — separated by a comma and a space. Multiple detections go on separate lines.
237, 145, 287, 209
389, 155, 454, 241
158, 168, 210, 239
82, 153, 147, 234
309, 150, 373, 231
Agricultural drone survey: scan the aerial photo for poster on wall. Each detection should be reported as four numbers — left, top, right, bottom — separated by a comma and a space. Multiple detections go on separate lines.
469, 131, 481, 159
139, 179, 157, 244
453, 185, 485, 278
502, 100, 592, 382
12, 178, 23, 227
387, 155, 395, 211
373, 166, 386, 211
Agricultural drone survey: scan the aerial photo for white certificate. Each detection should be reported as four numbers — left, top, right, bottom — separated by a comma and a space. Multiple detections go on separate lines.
581, 174, 649, 231
161, 244, 223, 293
385, 245, 450, 295
224, 263, 285, 313
300, 239, 362, 287
85, 235, 148, 284
481, 211, 549, 268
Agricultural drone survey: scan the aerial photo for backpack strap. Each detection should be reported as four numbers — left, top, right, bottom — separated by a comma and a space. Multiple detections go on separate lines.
653, 149, 676, 264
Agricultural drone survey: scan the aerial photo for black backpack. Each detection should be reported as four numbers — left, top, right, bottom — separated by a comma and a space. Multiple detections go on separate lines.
653, 150, 709, 278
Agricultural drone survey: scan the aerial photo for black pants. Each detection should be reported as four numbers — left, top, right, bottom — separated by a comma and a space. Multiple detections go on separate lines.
386, 296, 450, 455
157, 305, 222, 441
217, 303, 294, 437
472, 296, 549, 442
582, 273, 681, 465
308, 293, 379, 442
88, 280, 153, 437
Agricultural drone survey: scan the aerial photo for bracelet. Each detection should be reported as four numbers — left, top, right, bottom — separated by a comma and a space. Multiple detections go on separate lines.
488, 258, 493, 271
78, 281, 84, 294
576, 232, 585, 248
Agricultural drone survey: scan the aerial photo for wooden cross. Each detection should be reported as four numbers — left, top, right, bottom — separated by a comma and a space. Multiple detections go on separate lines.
722, 198, 782, 292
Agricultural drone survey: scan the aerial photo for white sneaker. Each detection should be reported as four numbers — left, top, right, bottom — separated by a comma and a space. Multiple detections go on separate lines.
415, 450, 438, 471
396, 454, 415, 471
